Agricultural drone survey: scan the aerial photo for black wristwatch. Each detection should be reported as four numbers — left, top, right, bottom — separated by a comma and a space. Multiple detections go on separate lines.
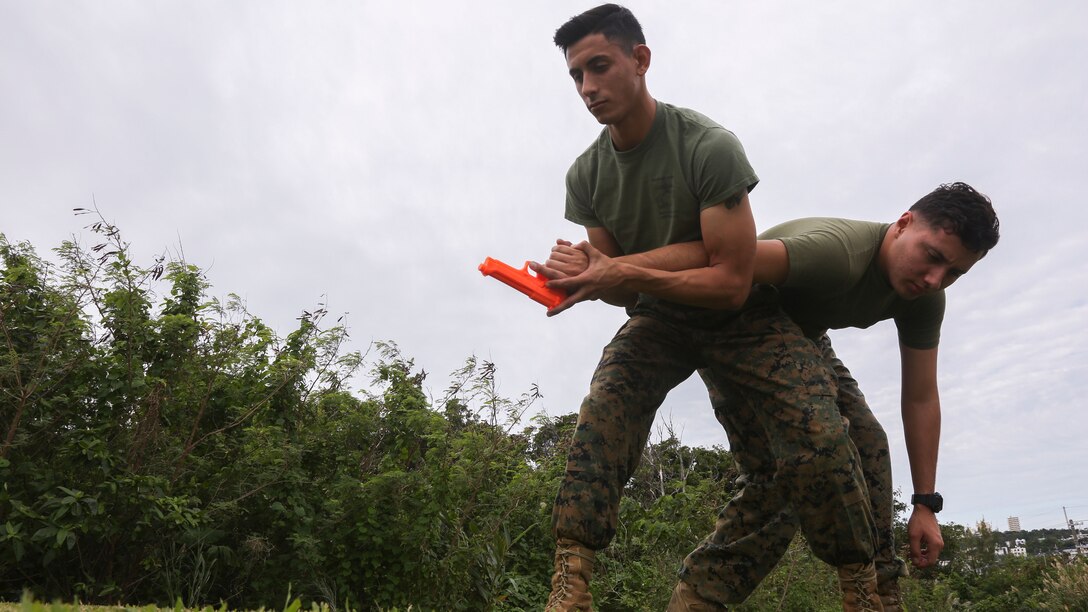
911, 492, 943, 513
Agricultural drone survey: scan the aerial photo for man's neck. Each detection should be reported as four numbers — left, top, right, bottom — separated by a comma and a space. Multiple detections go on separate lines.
608, 96, 657, 151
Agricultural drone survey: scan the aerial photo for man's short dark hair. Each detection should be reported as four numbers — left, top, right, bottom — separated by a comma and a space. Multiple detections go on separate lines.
910, 182, 1000, 256
554, 4, 645, 55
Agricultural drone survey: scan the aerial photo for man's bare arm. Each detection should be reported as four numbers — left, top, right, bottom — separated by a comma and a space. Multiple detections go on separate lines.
901, 344, 945, 568
545, 192, 758, 314
617, 241, 707, 271
608, 237, 790, 285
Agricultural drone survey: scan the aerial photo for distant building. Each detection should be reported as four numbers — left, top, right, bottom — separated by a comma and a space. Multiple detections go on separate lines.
1008, 516, 1021, 531
997, 539, 1028, 558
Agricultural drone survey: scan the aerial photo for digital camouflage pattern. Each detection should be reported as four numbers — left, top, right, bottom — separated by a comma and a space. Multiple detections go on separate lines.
551, 286, 878, 606
678, 333, 905, 604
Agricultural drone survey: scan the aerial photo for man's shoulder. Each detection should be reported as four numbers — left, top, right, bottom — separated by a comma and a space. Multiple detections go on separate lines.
658, 102, 741, 143
659, 102, 722, 128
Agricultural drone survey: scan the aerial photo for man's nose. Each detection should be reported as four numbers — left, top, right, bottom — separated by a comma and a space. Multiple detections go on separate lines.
580, 75, 597, 98
923, 268, 945, 290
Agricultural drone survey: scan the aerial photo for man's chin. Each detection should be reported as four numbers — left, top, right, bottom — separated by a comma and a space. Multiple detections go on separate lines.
588, 107, 613, 124
897, 286, 924, 300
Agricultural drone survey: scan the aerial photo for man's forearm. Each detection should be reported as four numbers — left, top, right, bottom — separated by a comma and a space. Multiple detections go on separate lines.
903, 397, 945, 568
902, 399, 941, 493
617, 241, 708, 272
607, 259, 751, 310
609, 241, 723, 307
618, 239, 790, 286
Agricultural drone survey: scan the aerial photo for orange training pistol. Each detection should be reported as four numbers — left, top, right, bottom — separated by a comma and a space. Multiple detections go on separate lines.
478, 257, 566, 309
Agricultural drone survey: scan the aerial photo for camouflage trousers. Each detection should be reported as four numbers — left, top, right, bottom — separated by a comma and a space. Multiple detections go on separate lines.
551, 287, 877, 584
678, 333, 907, 604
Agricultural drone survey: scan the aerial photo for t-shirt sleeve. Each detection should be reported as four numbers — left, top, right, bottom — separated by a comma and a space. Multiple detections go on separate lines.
895, 292, 945, 349
691, 127, 759, 210
563, 161, 602, 228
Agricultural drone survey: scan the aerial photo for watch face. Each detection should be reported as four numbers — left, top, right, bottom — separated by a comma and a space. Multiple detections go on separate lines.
930, 494, 943, 512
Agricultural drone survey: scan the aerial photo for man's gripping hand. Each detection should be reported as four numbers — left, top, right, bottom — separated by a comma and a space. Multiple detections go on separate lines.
907, 507, 944, 568
529, 239, 588, 282
529, 241, 631, 316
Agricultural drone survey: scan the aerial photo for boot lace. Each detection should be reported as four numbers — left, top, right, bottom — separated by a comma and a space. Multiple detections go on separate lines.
546, 543, 591, 611
844, 565, 881, 612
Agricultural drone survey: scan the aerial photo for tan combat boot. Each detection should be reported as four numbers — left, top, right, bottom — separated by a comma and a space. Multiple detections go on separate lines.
545, 538, 594, 611
837, 562, 884, 612
667, 579, 726, 611
876, 577, 903, 612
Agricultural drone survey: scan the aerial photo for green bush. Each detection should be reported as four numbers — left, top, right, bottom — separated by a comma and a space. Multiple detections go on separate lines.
0, 223, 558, 609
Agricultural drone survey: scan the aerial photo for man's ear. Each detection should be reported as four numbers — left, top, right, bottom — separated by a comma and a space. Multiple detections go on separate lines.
895, 211, 913, 234
633, 44, 651, 76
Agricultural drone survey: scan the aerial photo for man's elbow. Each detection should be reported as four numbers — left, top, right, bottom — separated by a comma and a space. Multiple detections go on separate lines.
702, 258, 755, 310
709, 279, 752, 311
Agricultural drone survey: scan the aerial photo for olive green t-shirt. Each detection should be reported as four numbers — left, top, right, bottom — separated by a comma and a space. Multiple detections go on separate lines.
564, 101, 759, 255
760, 217, 945, 350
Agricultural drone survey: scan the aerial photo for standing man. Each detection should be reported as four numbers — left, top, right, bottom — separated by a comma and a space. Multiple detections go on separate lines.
543, 5, 881, 611
544, 182, 1000, 610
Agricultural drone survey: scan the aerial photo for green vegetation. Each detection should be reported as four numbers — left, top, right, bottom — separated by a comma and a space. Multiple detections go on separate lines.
2, 218, 1086, 610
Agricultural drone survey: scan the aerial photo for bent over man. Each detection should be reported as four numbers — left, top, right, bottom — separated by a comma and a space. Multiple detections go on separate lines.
545, 182, 1000, 610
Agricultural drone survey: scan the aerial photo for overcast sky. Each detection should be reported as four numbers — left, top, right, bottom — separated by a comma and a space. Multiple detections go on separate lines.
3, 1, 1086, 533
